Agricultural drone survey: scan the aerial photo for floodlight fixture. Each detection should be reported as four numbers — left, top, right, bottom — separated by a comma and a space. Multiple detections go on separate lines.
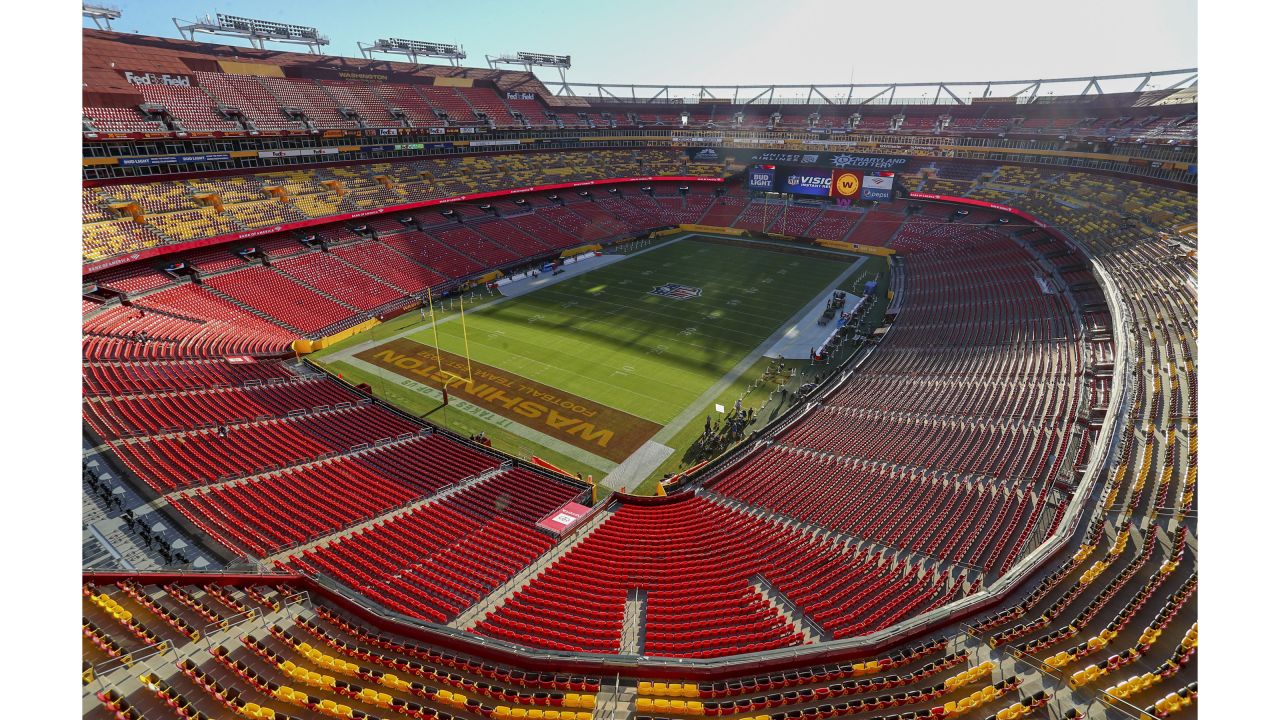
359, 38, 467, 65
84, 3, 122, 30
173, 12, 330, 53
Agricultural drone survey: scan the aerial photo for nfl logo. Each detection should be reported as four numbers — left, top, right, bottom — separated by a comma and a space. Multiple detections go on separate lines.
649, 283, 703, 301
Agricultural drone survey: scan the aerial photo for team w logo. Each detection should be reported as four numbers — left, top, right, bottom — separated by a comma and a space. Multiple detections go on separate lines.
649, 283, 703, 301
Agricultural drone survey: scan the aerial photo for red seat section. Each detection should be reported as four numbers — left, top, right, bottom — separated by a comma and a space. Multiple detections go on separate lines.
83, 376, 363, 439
108, 403, 420, 492
82, 358, 295, 397
329, 241, 447, 293
272, 252, 405, 311
287, 468, 583, 622
169, 433, 499, 557
82, 285, 297, 360
473, 495, 943, 657
204, 266, 358, 334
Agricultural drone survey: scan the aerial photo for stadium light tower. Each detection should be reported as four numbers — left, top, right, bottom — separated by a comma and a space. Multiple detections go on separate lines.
358, 38, 467, 66
172, 13, 330, 53
83, 3, 121, 30
487, 51, 572, 86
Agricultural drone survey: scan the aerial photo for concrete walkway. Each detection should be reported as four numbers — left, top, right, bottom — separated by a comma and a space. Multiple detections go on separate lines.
599, 440, 675, 492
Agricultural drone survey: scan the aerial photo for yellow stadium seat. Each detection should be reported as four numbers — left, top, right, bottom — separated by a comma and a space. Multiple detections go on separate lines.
636, 699, 653, 712
638, 682, 653, 695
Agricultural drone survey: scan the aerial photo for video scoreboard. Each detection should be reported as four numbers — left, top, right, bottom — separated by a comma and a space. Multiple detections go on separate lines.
749, 164, 896, 202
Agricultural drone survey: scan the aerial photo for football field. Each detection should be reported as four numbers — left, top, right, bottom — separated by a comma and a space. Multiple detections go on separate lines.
317, 235, 867, 488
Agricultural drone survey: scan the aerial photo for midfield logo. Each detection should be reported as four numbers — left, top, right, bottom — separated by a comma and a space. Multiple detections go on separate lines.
649, 283, 703, 301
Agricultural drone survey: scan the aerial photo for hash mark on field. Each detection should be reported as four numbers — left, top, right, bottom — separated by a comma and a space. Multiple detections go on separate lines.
726, 298, 741, 307
744, 287, 759, 294
762, 277, 775, 285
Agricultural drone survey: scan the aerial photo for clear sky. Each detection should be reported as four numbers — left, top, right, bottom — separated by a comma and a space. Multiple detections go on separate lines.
88, 0, 1197, 89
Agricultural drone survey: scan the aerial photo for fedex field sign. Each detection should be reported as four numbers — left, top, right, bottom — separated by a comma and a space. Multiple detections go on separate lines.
121, 70, 193, 87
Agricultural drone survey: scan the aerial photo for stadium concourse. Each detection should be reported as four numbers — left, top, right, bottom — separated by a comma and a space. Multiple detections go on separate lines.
81, 26, 1196, 720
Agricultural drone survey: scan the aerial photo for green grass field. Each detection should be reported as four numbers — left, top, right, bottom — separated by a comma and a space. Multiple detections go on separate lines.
315, 235, 870, 490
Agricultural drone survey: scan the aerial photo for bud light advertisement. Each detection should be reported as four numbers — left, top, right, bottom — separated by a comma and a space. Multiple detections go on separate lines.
748, 165, 776, 191
780, 168, 833, 197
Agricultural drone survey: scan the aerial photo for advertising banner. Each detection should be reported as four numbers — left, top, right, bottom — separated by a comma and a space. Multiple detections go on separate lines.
686, 147, 724, 163
691, 147, 913, 170
747, 165, 776, 191
830, 169, 863, 200
780, 168, 833, 197
861, 171, 895, 201
119, 70, 193, 87
256, 148, 340, 159
119, 153, 231, 167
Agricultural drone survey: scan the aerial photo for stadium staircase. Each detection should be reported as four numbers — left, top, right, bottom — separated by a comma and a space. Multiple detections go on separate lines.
750, 575, 828, 644
408, 85, 447, 122
452, 505, 616, 632
453, 88, 487, 126
620, 589, 647, 654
